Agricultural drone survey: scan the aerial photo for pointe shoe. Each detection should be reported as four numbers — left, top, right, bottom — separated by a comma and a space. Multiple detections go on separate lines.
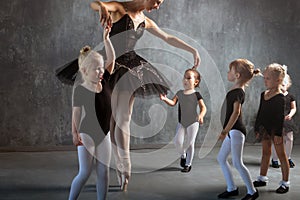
120, 174, 129, 192
116, 169, 122, 186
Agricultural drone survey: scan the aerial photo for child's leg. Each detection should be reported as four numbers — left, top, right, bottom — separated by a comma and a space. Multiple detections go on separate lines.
271, 143, 279, 161
217, 135, 236, 192
259, 138, 272, 177
284, 131, 293, 159
271, 143, 280, 168
69, 145, 94, 200
185, 122, 199, 166
230, 130, 256, 195
95, 133, 112, 200
174, 123, 186, 156
273, 138, 290, 182
95, 161, 109, 200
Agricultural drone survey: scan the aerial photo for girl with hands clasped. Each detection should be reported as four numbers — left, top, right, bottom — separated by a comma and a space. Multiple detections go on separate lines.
217, 59, 259, 200
253, 63, 290, 194
69, 26, 115, 200
160, 68, 206, 173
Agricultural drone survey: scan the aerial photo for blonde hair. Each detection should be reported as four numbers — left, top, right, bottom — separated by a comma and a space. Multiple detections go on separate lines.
184, 68, 201, 87
283, 74, 292, 89
282, 65, 292, 89
78, 45, 104, 81
229, 59, 260, 85
264, 63, 286, 85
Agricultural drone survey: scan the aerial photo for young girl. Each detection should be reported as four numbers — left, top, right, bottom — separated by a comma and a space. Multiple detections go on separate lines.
253, 63, 290, 194
160, 68, 206, 173
69, 26, 115, 200
217, 59, 259, 200
271, 71, 297, 168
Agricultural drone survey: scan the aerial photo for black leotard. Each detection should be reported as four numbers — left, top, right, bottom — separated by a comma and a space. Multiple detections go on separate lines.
73, 70, 111, 145
254, 92, 285, 136
176, 90, 203, 128
222, 88, 246, 135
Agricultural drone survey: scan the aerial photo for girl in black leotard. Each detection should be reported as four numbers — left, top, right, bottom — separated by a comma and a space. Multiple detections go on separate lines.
253, 63, 290, 194
69, 26, 115, 200
217, 59, 259, 200
89, 0, 201, 191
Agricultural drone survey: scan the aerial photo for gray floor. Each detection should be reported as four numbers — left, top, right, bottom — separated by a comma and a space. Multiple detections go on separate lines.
0, 144, 299, 200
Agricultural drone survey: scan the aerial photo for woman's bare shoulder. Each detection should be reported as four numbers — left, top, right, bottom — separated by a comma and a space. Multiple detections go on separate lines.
103, 1, 126, 13
145, 16, 157, 28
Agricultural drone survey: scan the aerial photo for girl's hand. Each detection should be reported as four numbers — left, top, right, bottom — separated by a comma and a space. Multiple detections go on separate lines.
103, 25, 111, 40
198, 116, 204, 125
274, 135, 283, 145
285, 115, 292, 121
255, 132, 262, 143
219, 133, 226, 141
219, 130, 227, 140
73, 134, 83, 146
99, 4, 112, 27
160, 94, 167, 101
192, 49, 201, 68
96, 80, 103, 92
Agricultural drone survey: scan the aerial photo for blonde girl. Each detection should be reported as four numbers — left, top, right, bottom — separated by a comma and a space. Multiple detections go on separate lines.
253, 63, 290, 194
69, 26, 115, 200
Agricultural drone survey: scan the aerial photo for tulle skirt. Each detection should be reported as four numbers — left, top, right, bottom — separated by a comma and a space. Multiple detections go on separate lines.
55, 52, 171, 97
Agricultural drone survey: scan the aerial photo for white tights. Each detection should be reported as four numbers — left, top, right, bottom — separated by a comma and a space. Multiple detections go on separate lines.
174, 122, 199, 166
217, 129, 256, 195
68, 133, 111, 200
272, 131, 293, 161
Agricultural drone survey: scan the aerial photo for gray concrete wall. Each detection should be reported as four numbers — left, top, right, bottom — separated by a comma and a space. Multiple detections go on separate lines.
1, 0, 299, 148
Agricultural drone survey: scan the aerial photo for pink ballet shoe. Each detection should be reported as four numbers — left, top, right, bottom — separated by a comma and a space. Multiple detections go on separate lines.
120, 174, 129, 192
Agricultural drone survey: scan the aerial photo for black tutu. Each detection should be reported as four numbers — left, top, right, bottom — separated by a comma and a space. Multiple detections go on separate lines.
110, 51, 170, 98
55, 58, 79, 85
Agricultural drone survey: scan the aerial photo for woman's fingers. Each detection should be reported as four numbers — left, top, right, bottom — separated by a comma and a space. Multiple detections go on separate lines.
100, 14, 112, 27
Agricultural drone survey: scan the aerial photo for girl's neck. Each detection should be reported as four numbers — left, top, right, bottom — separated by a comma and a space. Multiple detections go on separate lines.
82, 81, 100, 93
183, 88, 196, 94
264, 86, 282, 100
267, 87, 281, 94
230, 82, 244, 91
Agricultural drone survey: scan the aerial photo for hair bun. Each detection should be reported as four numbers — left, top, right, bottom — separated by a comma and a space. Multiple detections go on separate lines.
253, 69, 260, 74
80, 45, 91, 55
253, 68, 263, 77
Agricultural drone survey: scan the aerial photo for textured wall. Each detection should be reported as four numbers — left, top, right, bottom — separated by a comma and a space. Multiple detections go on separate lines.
1, 0, 299, 148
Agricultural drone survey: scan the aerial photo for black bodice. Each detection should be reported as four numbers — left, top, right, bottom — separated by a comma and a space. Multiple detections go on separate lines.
110, 14, 145, 59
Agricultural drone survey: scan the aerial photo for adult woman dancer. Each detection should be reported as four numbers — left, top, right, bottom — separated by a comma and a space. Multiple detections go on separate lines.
90, 0, 201, 191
